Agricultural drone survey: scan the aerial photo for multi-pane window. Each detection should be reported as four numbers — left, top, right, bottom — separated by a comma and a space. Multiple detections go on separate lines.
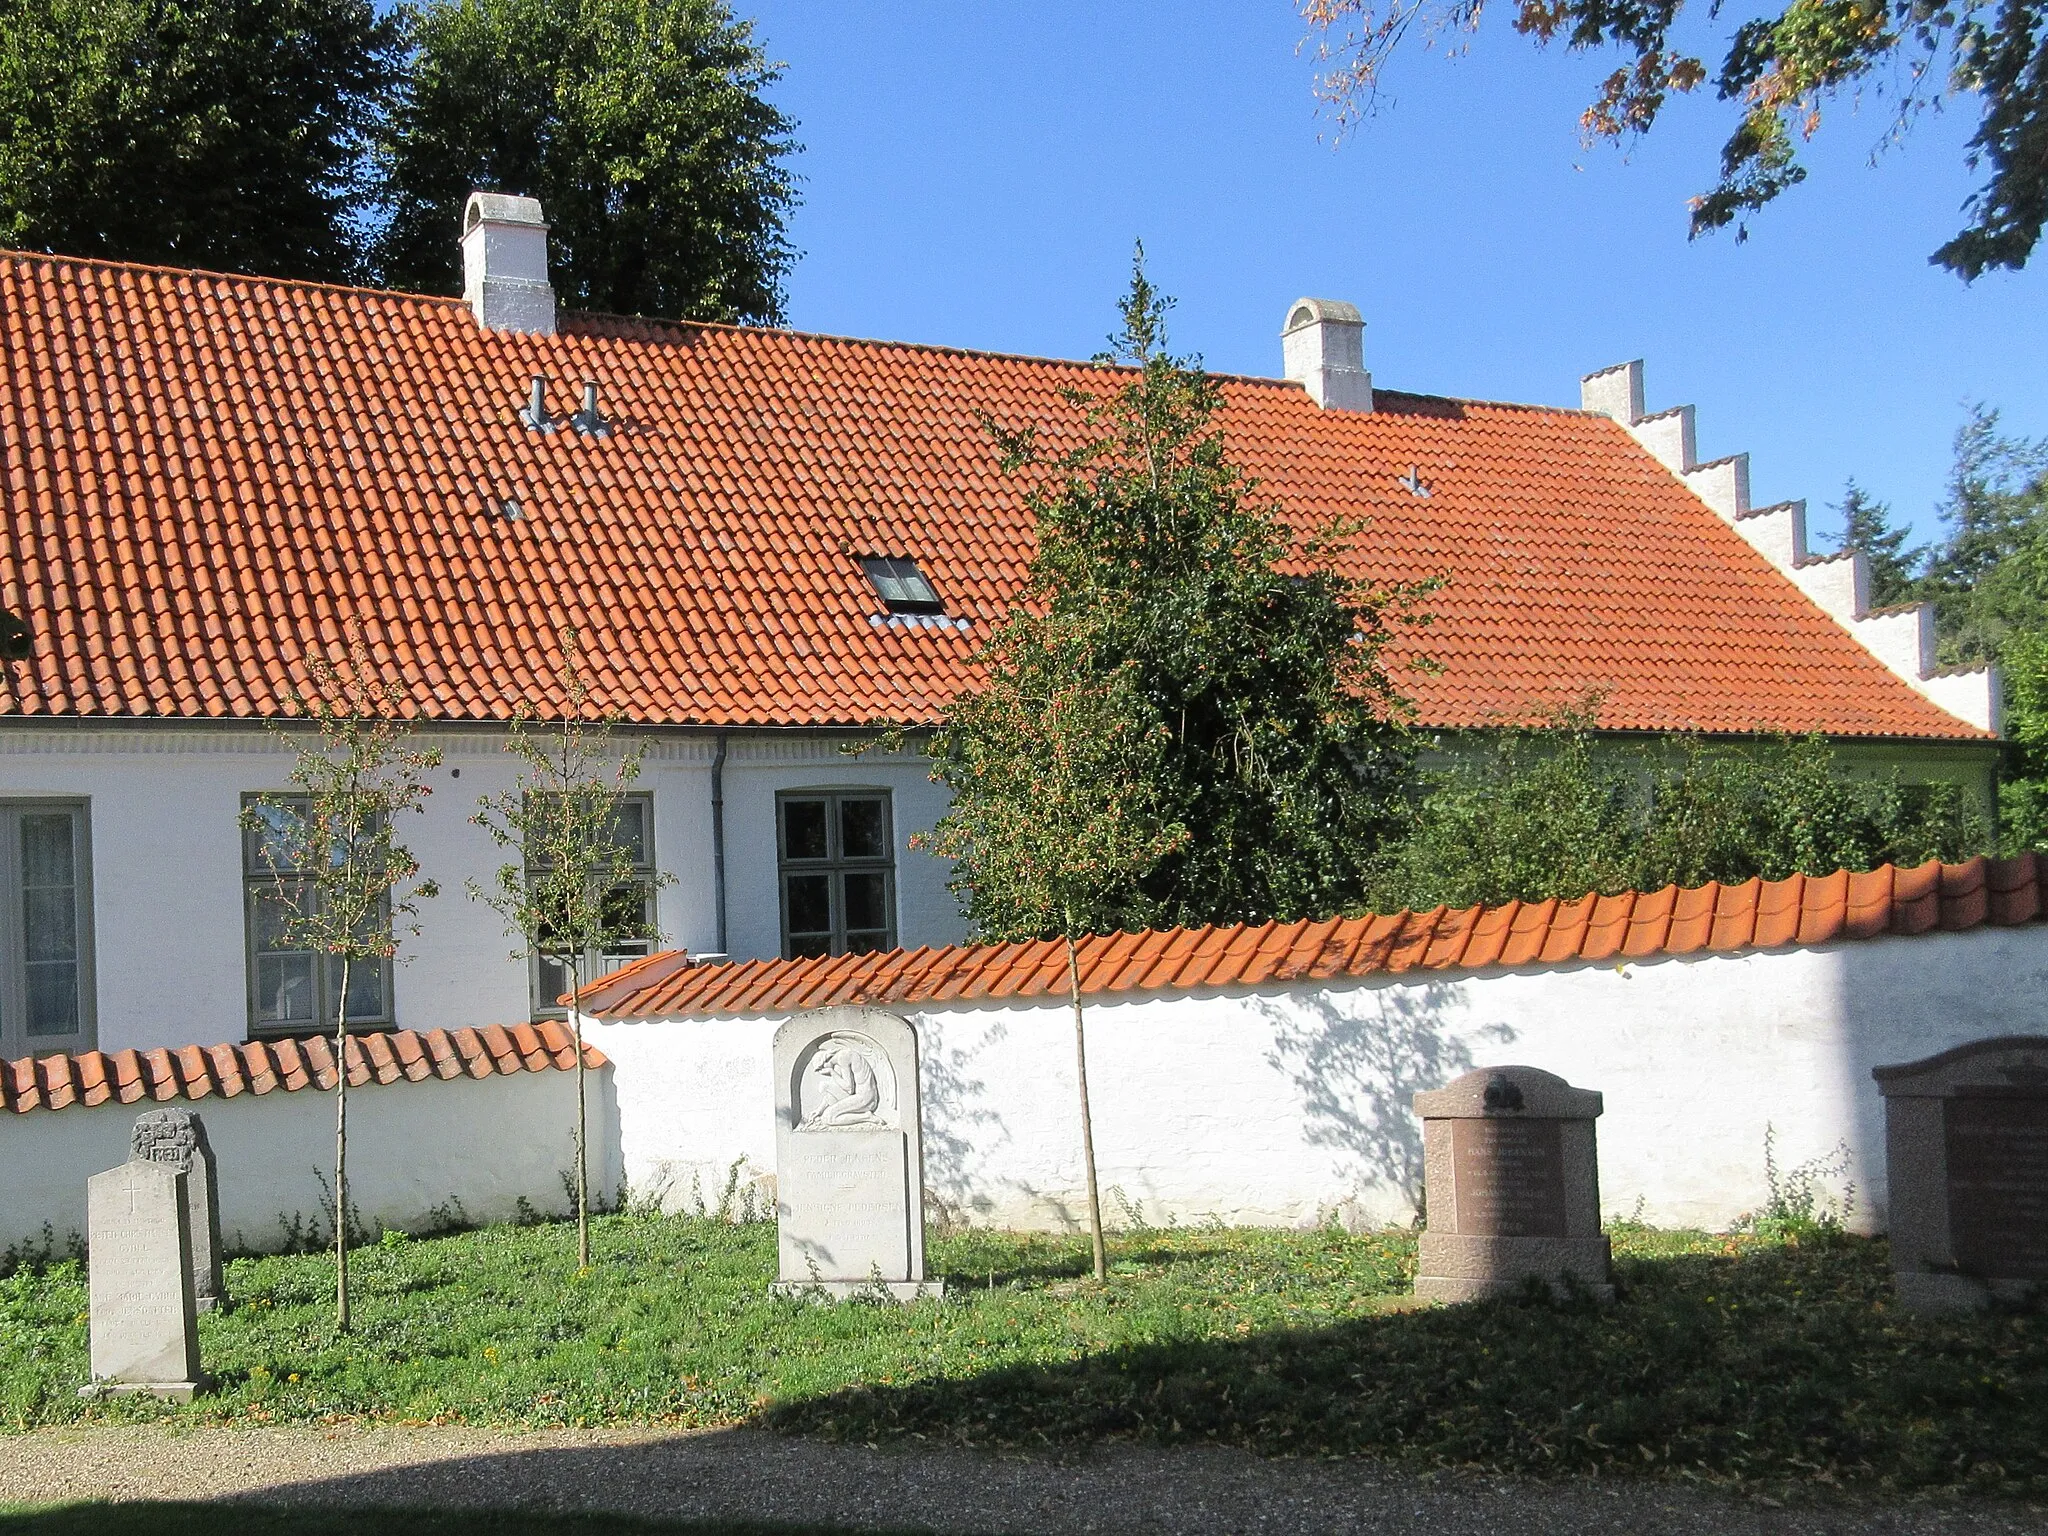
777, 791, 895, 959
242, 796, 392, 1036
0, 803, 93, 1053
528, 794, 657, 1019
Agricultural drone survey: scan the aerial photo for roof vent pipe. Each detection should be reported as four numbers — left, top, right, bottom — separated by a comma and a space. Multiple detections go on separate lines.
521, 376, 555, 432
571, 379, 609, 437
1281, 298, 1373, 412
462, 191, 557, 335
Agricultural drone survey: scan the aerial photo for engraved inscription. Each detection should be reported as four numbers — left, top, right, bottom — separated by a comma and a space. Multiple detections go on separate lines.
1451, 1117, 1567, 1238
777, 1131, 910, 1280
87, 1160, 200, 1386
1946, 1092, 2048, 1281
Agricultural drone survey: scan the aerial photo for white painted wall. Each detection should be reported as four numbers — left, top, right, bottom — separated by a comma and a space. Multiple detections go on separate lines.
0, 1065, 618, 1256
0, 727, 968, 1057
587, 924, 2048, 1236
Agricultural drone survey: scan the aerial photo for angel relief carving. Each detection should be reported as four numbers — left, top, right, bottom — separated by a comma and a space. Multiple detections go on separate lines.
797, 1033, 895, 1130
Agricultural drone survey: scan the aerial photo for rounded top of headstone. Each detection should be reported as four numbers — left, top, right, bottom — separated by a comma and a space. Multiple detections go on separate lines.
1873, 1035, 2048, 1097
1413, 1065, 1602, 1121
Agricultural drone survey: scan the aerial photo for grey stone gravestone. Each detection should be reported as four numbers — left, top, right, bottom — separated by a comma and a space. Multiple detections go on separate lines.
85, 1158, 203, 1400
130, 1108, 224, 1313
1412, 1066, 1612, 1303
1874, 1035, 2048, 1314
772, 1006, 939, 1299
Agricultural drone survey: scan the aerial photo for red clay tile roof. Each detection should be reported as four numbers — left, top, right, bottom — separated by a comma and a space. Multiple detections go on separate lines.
2, 1021, 603, 1115
590, 855, 2046, 1018
0, 251, 1985, 740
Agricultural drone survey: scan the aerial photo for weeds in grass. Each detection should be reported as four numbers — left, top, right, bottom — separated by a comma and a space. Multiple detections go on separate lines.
1735, 1126, 1857, 1237
0, 1226, 82, 1280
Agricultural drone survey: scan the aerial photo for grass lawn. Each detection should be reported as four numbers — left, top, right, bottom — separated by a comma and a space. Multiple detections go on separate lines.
3, 1213, 2044, 1497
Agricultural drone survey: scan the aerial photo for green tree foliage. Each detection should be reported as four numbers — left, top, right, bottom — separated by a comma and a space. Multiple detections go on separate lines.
1920, 404, 2048, 661
470, 629, 666, 1270
242, 638, 441, 1331
1899, 405, 2048, 851
1299, 0, 2048, 277
1829, 478, 1923, 609
0, 0, 401, 281
1368, 727, 1987, 912
917, 611, 1189, 1281
929, 254, 1430, 940
376, 0, 798, 321
1999, 629, 2048, 848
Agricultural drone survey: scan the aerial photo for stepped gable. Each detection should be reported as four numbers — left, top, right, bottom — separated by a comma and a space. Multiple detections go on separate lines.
0, 249, 1986, 740
2, 1021, 603, 1115
589, 855, 2046, 1019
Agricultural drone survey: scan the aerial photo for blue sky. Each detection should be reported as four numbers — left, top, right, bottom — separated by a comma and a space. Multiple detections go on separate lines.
744, 2, 2046, 547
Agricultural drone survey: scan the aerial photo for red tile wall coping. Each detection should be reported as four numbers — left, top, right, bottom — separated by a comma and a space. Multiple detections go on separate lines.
2, 1021, 606, 1116
592, 855, 2046, 1020
0, 249, 1987, 742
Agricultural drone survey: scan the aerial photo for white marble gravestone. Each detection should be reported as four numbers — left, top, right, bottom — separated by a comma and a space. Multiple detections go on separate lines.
85, 1159, 203, 1399
130, 1108, 224, 1313
772, 1006, 938, 1299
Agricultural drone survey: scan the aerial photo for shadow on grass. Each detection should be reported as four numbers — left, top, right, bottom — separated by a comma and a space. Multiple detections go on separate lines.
931, 1236, 1253, 1291
779, 1234, 2048, 1497
0, 1505, 932, 1536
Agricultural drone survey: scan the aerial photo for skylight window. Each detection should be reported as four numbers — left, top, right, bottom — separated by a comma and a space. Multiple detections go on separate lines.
861, 556, 945, 616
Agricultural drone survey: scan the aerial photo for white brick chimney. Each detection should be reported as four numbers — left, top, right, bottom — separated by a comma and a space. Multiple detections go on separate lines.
462, 191, 556, 335
1281, 298, 1373, 412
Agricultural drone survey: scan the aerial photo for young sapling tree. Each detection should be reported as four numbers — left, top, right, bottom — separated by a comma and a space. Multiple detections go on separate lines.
471, 630, 665, 1270
918, 612, 1187, 1281
243, 639, 441, 1333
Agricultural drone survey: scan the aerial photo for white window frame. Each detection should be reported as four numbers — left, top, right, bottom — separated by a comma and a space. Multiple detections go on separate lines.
0, 799, 96, 1056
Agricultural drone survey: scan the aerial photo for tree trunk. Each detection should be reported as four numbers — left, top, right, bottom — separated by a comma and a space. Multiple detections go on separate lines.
334, 954, 351, 1334
571, 953, 590, 1271
1066, 920, 1106, 1283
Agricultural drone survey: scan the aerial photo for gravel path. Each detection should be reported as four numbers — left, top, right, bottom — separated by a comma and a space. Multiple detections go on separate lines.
2, 1425, 2045, 1535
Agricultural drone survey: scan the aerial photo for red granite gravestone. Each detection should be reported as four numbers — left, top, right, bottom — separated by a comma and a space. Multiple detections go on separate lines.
1412, 1066, 1612, 1303
1874, 1036, 2048, 1313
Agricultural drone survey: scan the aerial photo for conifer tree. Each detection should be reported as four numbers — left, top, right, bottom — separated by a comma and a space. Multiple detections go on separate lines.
1830, 479, 1923, 610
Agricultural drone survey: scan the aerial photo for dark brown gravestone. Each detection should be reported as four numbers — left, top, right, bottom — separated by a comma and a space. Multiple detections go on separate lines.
1412, 1066, 1612, 1303
1874, 1036, 2048, 1314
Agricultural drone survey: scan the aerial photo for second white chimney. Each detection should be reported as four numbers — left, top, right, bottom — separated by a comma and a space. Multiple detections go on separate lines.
1281, 298, 1373, 412
462, 191, 556, 335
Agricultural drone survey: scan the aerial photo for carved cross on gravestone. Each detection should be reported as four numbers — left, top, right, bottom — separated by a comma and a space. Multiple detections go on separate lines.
85, 1159, 203, 1400
130, 1109, 224, 1312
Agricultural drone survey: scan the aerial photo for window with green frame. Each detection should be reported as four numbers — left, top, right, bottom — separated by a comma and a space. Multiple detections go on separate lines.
526, 793, 658, 1019
241, 795, 392, 1036
0, 801, 94, 1054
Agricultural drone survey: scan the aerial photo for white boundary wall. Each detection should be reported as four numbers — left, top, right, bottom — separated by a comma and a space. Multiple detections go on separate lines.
587, 926, 2048, 1235
1, 1067, 618, 1257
